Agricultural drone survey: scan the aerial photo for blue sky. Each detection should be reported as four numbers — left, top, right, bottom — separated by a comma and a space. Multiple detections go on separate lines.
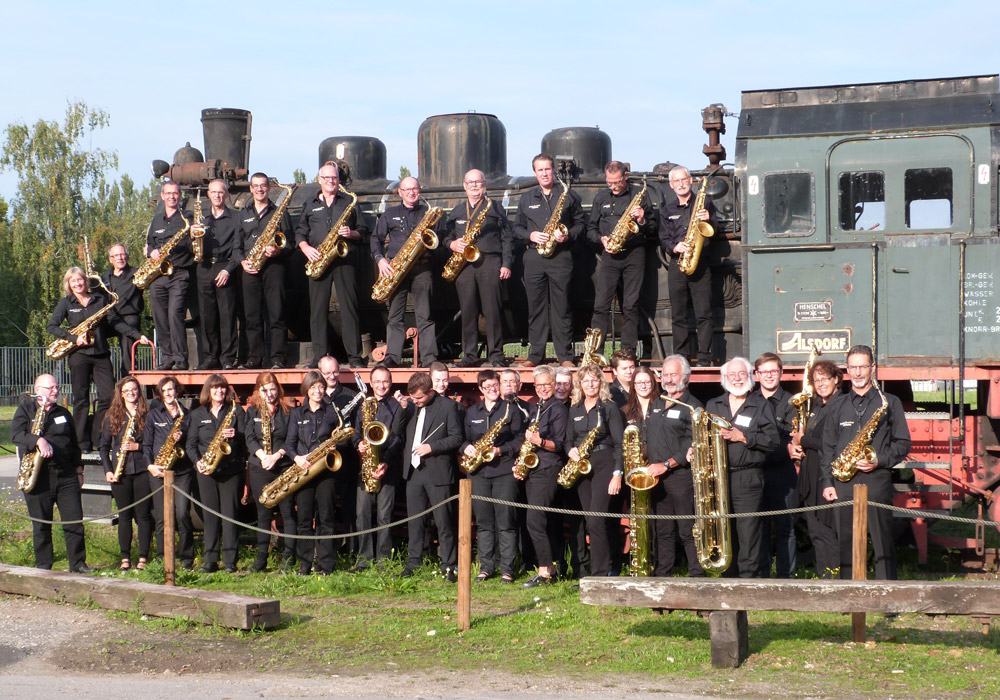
1, 0, 994, 198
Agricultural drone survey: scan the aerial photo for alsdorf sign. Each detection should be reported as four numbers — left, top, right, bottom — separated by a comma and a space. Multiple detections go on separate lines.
777, 329, 852, 355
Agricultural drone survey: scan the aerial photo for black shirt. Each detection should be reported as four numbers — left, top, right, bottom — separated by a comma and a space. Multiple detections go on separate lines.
285, 402, 339, 459
566, 399, 624, 472
462, 399, 526, 477
101, 265, 143, 318
647, 391, 702, 468
586, 183, 657, 253
324, 384, 361, 432
659, 190, 718, 262
12, 396, 80, 473
820, 387, 911, 475
526, 397, 569, 470
352, 395, 405, 466
203, 206, 241, 273
245, 404, 293, 471
144, 404, 192, 472
295, 191, 367, 252
704, 391, 780, 470
372, 202, 433, 263
512, 185, 585, 257
756, 386, 796, 471
186, 403, 246, 477
146, 209, 193, 269
443, 198, 514, 269
48, 292, 140, 356
99, 411, 147, 476
237, 199, 294, 264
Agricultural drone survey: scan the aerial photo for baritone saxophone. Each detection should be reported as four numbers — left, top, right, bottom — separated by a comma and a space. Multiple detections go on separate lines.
371, 206, 442, 303
623, 424, 657, 577
259, 414, 355, 508
360, 396, 389, 494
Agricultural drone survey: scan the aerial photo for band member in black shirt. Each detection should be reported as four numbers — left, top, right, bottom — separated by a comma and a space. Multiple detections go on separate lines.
195, 179, 240, 370
145, 180, 193, 370
609, 348, 637, 408
102, 243, 143, 377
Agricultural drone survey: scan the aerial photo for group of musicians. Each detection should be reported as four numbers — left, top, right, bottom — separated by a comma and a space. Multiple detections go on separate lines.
13, 343, 911, 584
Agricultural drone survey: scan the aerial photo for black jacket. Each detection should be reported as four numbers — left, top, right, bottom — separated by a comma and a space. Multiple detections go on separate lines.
647, 392, 702, 468
186, 403, 246, 477
586, 183, 657, 254
99, 412, 148, 476
820, 387, 911, 476
704, 391, 780, 470
566, 399, 624, 472
512, 185, 585, 258
12, 396, 79, 474
443, 198, 514, 269
402, 393, 464, 484
245, 404, 293, 471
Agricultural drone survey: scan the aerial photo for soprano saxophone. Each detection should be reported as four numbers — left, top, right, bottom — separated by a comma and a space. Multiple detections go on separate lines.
152, 406, 185, 470
197, 400, 237, 476
536, 179, 570, 258
191, 189, 205, 263
371, 206, 443, 303
112, 411, 137, 482
460, 401, 510, 475
832, 384, 889, 482
558, 410, 601, 489
360, 396, 389, 494
134, 209, 191, 289
677, 175, 715, 275
305, 184, 357, 279
442, 196, 491, 281
623, 424, 658, 577
17, 395, 49, 493
259, 414, 355, 508
604, 178, 647, 255
244, 183, 294, 273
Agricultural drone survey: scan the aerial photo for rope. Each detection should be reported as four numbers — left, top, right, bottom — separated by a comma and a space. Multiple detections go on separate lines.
870, 501, 1000, 527
0, 483, 165, 525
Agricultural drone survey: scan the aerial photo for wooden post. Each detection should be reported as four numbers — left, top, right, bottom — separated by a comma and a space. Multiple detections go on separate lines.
163, 470, 175, 587
457, 478, 472, 632
851, 483, 868, 642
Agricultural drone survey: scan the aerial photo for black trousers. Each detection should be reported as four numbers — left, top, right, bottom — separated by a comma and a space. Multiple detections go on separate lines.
386, 264, 438, 366
110, 471, 153, 560
575, 449, 622, 577
455, 255, 504, 364
295, 470, 337, 573
591, 246, 645, 353
728, 467, 765, 578
758, 463, 798, 577
113, 313, 141, 377
195, 469, 242, 567
555, 483, 589, 577
667, 257, 713, 364
356, 474, 397, 562
242, 260, 286, 365
67, 351, 115, 451
149, 469, 195, 565
308, 256, 361, 364
523, 249, 573, 363
525, 466, 561, 568
652, 466, 704, 577
197, 262, 238, 366
805, 508, 840, 578
149, 268, 190, 366
248, 464, 297, 563
835, 469, 896, 580
405, 471, 457, 570
471, 472, 519, 577
24, 466, 86, 570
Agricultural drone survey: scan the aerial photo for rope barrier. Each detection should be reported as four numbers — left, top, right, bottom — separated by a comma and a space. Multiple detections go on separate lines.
0, 483, 165, 526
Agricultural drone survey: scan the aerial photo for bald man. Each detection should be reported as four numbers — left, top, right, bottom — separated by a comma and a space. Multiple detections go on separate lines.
371, 176, 439, 367
101, 242, 143, 377
443, 169, 513, 367
296, 163, 369, 368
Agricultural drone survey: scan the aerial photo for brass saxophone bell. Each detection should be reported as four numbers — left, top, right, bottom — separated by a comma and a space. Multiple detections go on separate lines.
463, 243, 481, 263
219, 441, 232, 456
334, 238, 349, 258
364, 421, 388, 446
522, 452, 539, 470
159, 260, 174, 277
421, 229, 439, 250
326, 449, 343, 473
577, 459, 592, 476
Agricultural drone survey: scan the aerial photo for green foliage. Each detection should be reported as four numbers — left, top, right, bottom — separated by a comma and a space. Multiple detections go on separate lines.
293, 168, 307, 185
399, 165, 412, 179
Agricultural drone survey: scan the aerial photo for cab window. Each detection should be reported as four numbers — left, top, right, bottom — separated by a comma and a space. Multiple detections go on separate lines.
838, 171, 885, 231
905, 167, 953, 229
763, 171, 814, 236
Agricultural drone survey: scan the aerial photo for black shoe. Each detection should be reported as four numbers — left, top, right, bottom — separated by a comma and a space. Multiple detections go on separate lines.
398, 567, 415, 579
224, 563, 238, 573
251, 557, 268, 573
454, 357, 481, 368
349, 359, 366, 369
523, 574, 554, 588
196, 359, 221, 371
171, 361, 188, 371
298, 565, 312, 576
270, 361, 285, 370
489, 357, 508, 368
199, 562, 219, 573
179, 560, 194, 570
222, 362, 236, 370
443, 567, 458, 583
239, 360, 261, 370
383, 359, 400, 368
71, 564, 95, 574
155, 362, 173, 371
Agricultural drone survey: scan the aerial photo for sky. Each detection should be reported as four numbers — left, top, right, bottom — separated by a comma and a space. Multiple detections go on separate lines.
1, 0, 995, 199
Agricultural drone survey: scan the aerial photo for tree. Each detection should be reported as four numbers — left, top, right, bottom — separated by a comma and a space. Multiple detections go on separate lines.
293, 168, 307, 185
399, 165, 412, 179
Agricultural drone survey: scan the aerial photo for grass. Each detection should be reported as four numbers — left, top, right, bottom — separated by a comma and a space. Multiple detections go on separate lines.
0, 405, 15, 454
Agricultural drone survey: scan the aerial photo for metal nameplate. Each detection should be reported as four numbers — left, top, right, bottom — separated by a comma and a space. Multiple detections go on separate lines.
777, 329, 852, 355
793, 300, 832, 322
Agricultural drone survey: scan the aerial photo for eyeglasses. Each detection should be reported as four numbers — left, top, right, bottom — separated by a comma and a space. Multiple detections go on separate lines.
399, 187, 420, 193
670, 176, 692, 185
464, 181, 485, 187
847, 364, 872, 372
251, 184, 269, 190
318, 176, 338, 182
606, 177, 626, 186
633, 379, 653, 386
481, 382, 500, 391
756, 369, 780, 376
813, 375, 834, 383
726, 371, 749, 380
109, 253, 127, 259
121, 387, 139, 394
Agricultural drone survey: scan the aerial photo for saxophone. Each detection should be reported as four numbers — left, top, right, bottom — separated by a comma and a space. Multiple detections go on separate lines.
192, 189, 205, 263
623, 424, 658, 577
558, 410, 602, 489
581, 328, 609, 368
244, 183, 295, 273
360, 396, 389, 494
305, 184, 357, 279
258, 414, 355, 508
832, 385, 889, 482
45, 291, 121, 360
371, 206, 443, 303
442, 196, 491, 281
664, 395, 733, 574
536, 179, 570, 258
460, 401, 510, 475
790, 346, 821, 432
112, 411, 137, 482
605, 178, 647, 255
152, 407, 185, 470
197, 400, 237, 476
512, 405, 542, 480
135, 209, 191, 289
677, 175, 715, 275
17, 395, 49, 492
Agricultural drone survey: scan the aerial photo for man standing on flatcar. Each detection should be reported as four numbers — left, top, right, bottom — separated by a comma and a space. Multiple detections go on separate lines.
145, 180, 192, 370
102, 243, 143, 377
821, 345, 910, 581
195, 179, 240, 371
588, 161, 656, 358
660, 166, 717, 366
297, 163, 368, 369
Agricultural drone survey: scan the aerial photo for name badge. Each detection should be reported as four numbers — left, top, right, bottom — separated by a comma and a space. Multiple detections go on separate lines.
667, 409, 681, 419
735, 414, 752, 428
528, 204, 541, 210
573, 415, 585, 422
840, 420, 854, 428
54, 415, 67, 424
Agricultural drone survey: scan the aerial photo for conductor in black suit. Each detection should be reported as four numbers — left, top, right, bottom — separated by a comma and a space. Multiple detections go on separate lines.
400, 371, 463, 580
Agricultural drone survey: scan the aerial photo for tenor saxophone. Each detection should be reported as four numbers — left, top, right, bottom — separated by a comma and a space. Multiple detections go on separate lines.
460, 401, 510, 475
371, 206, 443, 303
536, 179, 570, 258
623, 424, 658, 577
442, 196, 491, 281
17, 395, 49, 493
244, 183, 295, 273
558, 411, 601, 489
677, 175, 715, 275
197, 400, 237, 476
192, 189, 205, 263
790, 346, 821, 432
305, 184, 357, 279
152, 407, 185, 470
258, 414, 355, 508
604, 178, 647, 255
360, 396, 388, 494
134, 209, 191, 289
832, 385, 888, 482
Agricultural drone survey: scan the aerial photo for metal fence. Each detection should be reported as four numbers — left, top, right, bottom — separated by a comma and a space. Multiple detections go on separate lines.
0, 346, 156, 405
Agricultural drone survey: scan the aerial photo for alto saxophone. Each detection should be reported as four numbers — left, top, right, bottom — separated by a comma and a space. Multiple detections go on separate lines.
46, 291, 120, 360
536, 179, 570, 258
244, 183, 295, 273
360, 396, 389, 494
832, 384, 889, 482
460, 401, 510, 475
192, 189, 205, 263
581, 328, 609, 368
790, 346, 821, 432
442, 196, 491, 281
197, 400, 237, 476
152, 407, 185, 470
258, 414, 355, 508
371, 206, 443, 303
135, 209, 191, 289
112, 411, 137, 482
623, 424, 658, 577
605, 178, 647, 255
17, 395, 49, 492
512, 404, 542, 480
305, 184, 357, 279
558, 410, 601, 489
677, 175, 715, 275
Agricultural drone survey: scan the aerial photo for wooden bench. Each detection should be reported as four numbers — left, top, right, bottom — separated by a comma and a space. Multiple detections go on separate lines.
580, 577, 1000, 668
0, 563, 281, 630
